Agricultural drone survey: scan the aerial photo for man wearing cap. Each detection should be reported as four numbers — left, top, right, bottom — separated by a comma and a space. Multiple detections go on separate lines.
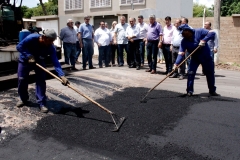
16, 29, 69, 113
60, 19, 78, 70
174, 24, 219, 97
79, 16, 96, 70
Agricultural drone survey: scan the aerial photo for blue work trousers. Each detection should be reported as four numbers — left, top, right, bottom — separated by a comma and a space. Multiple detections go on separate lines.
18, 61, 46, 106
187, 50, 216, 93
147, 40, 159, 71
118, 44, 129, 66
139, 40, 145, 64
75, 41, 82, 61
162, 44, 173, 73
82, 38, 93, 69
63, 42, 76, 68
98, 45, 110, 67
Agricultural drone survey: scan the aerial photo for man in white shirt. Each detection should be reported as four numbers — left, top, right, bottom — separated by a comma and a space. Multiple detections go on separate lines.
170, 19, 185, 80
162, 16, 175, 74
74, 21, 81, 64
137, 15, 148, 67
94, 21, 112, 68
126, 18, 141, 70
114, 16, 129, 67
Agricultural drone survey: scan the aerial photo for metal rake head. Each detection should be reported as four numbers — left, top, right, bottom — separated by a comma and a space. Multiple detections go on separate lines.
110, 113, 126, 132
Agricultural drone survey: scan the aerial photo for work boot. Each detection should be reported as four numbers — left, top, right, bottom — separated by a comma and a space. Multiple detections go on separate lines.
169, 73, 178, 78
16, 100, 29, 108
40, 105, 48, 113
187, 92, 193, 97
209, 92, 220, 96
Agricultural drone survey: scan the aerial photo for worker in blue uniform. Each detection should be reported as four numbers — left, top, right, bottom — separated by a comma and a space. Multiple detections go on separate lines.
174, 24, 219, 96
16, 29, 69, 113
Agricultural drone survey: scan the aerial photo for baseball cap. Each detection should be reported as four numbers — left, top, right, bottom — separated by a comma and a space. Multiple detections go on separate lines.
42, 29, 57, 40
178, 24, 194, 34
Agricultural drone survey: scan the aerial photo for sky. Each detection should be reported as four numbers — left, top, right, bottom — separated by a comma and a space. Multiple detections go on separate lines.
11, 0, 214, 8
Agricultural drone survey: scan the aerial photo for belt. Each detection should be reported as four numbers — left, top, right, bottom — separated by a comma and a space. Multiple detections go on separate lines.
147, 40, 159, 42
63, 42, 75, 45
163, 44, 171, 46
173, 46, 180, 48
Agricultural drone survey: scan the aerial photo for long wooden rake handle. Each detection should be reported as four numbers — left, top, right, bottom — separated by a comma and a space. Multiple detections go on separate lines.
36, 63, 114, 114
141, 46, 201, 101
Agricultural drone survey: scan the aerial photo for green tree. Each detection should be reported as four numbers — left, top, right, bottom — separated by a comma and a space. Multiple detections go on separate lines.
193, 3, 213, 17
221, 0, 240, 16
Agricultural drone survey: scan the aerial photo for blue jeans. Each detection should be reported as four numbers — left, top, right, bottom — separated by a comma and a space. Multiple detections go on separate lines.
147, 40, 159, 71
139, 40, 145, 64
82, 38, 93, 68
118, 44, 128, 65
98, 45, 110, 67
162, 44, 173, 73
75, 41, 81, 61
18, 61, 46, 106
63, 42, 76, 68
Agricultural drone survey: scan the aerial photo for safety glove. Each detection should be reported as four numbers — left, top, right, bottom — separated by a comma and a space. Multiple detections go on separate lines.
28, 55, 35, 63
198, 41, 205, 47
60, 76, 70, 86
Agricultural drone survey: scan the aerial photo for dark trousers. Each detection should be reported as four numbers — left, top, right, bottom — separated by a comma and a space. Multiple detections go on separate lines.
187, 51, 216, 93
139, 40, 145, 64
63, 42, 76, 68
82, 38, 93, 69
172, 46, 185, 75
111, 44, 119, 65
18, 61, 46, 106
98, 45, 110, 67
118, 44, 129, 65
147, 40, 159, 71
127, 39, 141, 67
75, 41, 81, 61
162, 44, 173, 73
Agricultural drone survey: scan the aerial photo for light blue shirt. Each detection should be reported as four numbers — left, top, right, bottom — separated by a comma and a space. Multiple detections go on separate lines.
114, 23, 129, 44
79, 23, 93, 39
59, 26, 77, 43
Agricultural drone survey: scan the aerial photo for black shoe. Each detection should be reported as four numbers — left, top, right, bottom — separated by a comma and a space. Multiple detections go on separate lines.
40, 105, 48, 113
129, 65, 136, 68
200, 73, 205, 76
118, 64, 124, 67
169, 73, 178, 78
179, 75, 185, 80
99, 66, 103, 68
187, 92, 193, 97
89, 66, 96, 69
209, 92, 220, 96
82, 68, 87, 70
136, 66, 140, 70
16, 100, 28, 108
162, 71, 168, 75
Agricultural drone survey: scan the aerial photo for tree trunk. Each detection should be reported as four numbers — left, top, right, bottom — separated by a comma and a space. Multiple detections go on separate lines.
39, 0, 47, 15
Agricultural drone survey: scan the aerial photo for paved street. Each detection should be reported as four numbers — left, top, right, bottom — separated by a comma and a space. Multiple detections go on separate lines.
0, 63, 240, 160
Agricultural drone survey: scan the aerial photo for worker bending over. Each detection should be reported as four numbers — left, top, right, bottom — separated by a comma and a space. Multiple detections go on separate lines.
16, 29, 69, 113
175, 24, 219, 97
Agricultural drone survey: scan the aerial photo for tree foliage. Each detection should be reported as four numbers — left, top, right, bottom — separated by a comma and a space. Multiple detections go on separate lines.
193, 3, 213, 17
221, 0, 240, 16
21, 0, 58, 18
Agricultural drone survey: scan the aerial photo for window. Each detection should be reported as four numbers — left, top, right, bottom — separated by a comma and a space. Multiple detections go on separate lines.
90, 0, 111, 8
65, 0, 83, 11
120, 0, 145, 5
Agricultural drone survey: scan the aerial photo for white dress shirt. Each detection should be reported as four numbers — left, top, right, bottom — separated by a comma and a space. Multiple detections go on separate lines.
136, 22, 148, 39
125, 25, 140, 40
171, 28, 183, 47
74, 26, 80, 41
94, 28, 111, 46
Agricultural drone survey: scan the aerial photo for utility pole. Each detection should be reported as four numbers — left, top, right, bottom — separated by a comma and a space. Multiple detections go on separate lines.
214, 0, 221, 64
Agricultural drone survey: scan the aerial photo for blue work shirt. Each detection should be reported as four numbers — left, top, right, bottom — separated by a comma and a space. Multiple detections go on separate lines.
79, 23, 93, 39
175, 28, 215, 64
17, 34, 65, 77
